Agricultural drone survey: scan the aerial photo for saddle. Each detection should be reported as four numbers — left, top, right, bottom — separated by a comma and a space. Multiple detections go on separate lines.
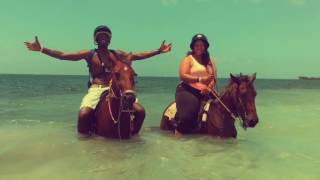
163, 99, 213, 123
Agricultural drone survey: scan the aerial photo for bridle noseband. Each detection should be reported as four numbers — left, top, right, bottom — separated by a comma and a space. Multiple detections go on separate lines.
106, 68, 136, 140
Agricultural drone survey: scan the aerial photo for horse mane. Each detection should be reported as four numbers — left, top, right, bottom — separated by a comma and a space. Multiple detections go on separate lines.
113, 59, 136, 74
219, 74, 252, 98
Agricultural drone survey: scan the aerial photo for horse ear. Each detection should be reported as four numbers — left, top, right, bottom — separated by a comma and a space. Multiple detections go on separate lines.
230, 73, 239, 84
249, 73, 257, 83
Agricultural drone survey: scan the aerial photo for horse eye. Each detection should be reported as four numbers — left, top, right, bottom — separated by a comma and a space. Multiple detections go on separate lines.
239, 86, 247, 93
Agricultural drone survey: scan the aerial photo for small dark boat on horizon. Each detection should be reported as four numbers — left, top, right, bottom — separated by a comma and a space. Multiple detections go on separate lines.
299, 76, 320, 80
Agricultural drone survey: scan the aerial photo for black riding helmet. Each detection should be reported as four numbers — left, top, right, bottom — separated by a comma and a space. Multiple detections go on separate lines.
94, 25, 112, 43
190, 34, 210, 49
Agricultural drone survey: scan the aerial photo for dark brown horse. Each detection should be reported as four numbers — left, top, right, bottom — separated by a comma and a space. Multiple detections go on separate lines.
94, 60, 145, 139
160, 73, 259, 138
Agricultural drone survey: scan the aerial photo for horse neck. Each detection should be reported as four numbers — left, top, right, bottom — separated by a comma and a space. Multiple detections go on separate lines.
218, 84, 238, 117
109, 79, 121, 107
110, 78, 121, 97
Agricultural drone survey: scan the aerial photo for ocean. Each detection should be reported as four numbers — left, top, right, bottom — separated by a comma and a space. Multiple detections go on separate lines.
0, 74, 319, 180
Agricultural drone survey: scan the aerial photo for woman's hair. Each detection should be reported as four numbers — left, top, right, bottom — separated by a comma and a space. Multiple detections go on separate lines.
187, 49, 210, 66
188, 34, 211, 66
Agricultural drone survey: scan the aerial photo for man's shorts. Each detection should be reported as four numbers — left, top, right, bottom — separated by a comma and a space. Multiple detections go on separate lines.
80, 85, 109, 110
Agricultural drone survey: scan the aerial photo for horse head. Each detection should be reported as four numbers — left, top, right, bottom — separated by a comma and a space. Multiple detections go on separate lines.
229, 73, 259, 128
109, 60, 137, 109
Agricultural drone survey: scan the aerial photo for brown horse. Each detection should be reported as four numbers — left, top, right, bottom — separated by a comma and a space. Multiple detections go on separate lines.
160, 73, 259, 138
94, 60, 145, 139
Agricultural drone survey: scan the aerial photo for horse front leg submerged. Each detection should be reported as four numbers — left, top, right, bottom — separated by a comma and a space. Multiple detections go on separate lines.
220, 124, 237, 138
131, 103, 146, 135
78, 107, 95, 136
207, 106, 237, 138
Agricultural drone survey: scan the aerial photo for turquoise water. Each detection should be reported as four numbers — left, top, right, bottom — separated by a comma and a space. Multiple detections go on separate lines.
0, 75, 320, 180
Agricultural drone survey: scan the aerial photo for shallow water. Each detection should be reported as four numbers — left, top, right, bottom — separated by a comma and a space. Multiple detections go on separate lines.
0, 75, 319, 180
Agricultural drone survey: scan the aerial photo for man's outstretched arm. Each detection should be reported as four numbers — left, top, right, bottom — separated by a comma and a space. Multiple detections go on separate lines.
117, 40, 172, 61
24, 36, 89, 61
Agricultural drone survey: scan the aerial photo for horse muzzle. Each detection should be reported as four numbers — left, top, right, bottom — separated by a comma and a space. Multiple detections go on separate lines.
245, 114, 259, 128
123, 90, 136, 106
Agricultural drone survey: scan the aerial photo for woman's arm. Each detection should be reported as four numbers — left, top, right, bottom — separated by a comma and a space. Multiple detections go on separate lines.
179, 57, 212, 84
179, 57, 199, 83
180, 57, 215, 84
208, 59, 217, 89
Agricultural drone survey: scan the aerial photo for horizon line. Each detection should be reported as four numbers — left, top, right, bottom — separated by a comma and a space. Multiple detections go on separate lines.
0, 73, 301, 80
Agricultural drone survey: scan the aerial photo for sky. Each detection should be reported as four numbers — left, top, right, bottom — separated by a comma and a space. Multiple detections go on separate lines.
0, 0, 319, 79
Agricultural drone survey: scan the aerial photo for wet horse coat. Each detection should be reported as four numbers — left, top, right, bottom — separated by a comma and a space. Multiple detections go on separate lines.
94, 61, 145, 139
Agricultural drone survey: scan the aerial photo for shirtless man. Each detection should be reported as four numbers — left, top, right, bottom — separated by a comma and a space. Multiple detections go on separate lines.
24, 25, 172, 136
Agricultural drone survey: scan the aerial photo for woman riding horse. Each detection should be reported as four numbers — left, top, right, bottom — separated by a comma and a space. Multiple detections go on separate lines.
174, 34, 217, 136
161, 73, 259, 138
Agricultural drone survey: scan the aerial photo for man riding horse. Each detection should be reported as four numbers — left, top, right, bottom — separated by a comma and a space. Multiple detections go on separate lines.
24, 25, 172, 137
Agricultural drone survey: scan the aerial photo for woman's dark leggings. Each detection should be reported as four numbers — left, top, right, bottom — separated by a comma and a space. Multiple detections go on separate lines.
175, 83, 203, 134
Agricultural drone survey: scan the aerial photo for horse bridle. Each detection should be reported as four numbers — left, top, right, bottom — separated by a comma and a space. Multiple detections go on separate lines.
107, 79, 136, 124
209, 84, 248, 129
105, 74, 136, 140
234, 90, 248, 129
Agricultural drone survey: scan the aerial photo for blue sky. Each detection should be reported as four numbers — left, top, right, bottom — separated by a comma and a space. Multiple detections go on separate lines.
0, 0, 319, 79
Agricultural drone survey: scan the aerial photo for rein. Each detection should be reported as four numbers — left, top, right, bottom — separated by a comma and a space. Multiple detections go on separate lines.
208, 88, 247, 130
106, 76, 136, 140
